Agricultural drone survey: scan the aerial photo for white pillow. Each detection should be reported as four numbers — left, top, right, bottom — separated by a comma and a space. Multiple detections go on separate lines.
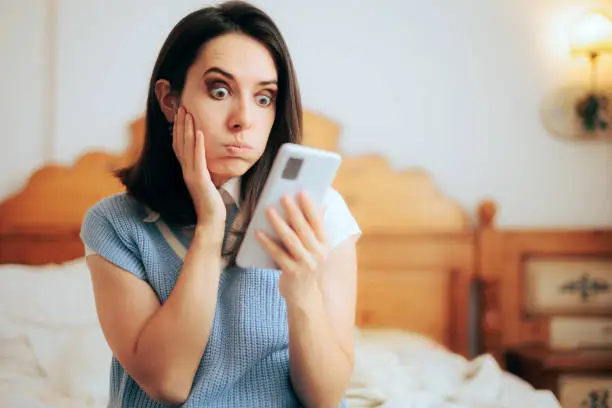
0, 258, 98, 328
0, 258, 111, 405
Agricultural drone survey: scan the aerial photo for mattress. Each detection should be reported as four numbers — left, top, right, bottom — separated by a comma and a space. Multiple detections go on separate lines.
0, 259, 561, 408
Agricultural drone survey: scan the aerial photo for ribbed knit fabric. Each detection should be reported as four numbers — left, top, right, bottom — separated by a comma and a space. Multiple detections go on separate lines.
80, 192, 354, 408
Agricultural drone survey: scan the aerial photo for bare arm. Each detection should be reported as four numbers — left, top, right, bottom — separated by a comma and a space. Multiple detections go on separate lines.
88, 225, 222, 405
255, 193, 358, 408
87, 107, 228, 404
286, 237, 357, 408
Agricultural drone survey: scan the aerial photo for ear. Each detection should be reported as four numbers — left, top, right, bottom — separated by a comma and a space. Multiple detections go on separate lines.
154, 79, 179, 122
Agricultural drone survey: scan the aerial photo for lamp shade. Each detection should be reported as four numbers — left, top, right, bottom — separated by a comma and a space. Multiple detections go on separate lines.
570, 10, 612, 55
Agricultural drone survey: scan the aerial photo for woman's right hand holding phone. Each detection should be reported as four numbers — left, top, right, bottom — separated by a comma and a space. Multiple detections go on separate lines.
172, 106, 226, 242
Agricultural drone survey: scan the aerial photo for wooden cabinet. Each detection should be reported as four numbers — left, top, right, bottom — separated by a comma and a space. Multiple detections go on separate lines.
476, 224, 612, 404
504, 256, 612, 404
506, 346, 612, 408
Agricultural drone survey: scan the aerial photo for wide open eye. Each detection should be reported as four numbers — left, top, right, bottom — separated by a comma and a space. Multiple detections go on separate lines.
256, 94, 273, 107
210, 86, 230, 100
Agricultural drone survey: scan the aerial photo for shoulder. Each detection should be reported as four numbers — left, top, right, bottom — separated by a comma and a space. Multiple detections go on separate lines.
321, 187, 362, 249
82, 192, 155, 237
80, 193, 148, 278
85, 192, 148, 223
81, 192, 149, 243
81, 192, 154, 248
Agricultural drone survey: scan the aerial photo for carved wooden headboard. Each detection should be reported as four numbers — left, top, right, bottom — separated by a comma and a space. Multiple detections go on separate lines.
0, 109, 478, 356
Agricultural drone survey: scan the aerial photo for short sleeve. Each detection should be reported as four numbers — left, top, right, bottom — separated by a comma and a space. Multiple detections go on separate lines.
322, 188, 362, 249
80, 199, 146, 280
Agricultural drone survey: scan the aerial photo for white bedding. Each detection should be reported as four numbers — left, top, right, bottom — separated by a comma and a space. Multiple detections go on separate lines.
0, 259, 561, 408
347, 329, 561, 408
0, 259, 111, 408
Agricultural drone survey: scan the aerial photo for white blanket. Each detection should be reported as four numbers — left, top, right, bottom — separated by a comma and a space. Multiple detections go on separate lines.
347, 329, 561, 408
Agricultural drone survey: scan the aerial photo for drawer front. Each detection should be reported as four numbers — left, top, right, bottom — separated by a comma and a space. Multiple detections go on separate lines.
559, 375, 612, 408
525, 257, 612, 314
550, 317, 612, 349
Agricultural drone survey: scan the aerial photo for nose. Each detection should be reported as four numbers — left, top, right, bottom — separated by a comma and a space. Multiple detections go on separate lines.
228, 95, 253, 133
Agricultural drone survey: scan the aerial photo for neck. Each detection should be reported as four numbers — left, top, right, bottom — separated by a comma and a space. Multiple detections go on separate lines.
211, 174, 232, 188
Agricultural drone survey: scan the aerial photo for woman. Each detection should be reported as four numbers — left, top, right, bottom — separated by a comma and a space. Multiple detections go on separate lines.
80, 1, 361, 407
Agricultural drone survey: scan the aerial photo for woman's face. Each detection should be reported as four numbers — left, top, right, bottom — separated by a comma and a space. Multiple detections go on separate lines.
158, 33, 278, 186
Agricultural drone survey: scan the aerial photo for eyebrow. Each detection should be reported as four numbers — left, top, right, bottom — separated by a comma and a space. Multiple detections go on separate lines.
203, 66, 278, 86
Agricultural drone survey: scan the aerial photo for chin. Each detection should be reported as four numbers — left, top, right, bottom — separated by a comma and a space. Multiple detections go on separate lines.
208, 159, 253, 180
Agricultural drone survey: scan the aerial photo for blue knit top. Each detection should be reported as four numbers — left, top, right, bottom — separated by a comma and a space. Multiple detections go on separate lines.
79, 183, 361, 408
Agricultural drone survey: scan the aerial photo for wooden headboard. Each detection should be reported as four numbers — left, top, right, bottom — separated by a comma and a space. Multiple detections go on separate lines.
0, 110, 478, 357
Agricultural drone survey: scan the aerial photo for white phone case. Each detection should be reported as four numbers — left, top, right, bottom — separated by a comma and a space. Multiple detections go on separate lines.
235, 143, 342, 270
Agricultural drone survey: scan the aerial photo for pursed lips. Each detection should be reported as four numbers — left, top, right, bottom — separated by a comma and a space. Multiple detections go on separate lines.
224, 143, 252, 154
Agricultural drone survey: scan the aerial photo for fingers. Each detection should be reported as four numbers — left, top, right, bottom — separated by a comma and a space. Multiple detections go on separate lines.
258, 193, 329, 274
266, 206, 311, 263
172, 108, 183, 161
172, 107, 200, 172
298, 192, 327, 245
194, 130, 207, 175
256, 230, 296, 270
184, 111, 194, 170
281, 194, 319, 253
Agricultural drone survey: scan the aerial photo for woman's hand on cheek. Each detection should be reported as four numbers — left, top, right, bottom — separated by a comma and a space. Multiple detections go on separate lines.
255, 192, 329, 302
173, 106, 226, 237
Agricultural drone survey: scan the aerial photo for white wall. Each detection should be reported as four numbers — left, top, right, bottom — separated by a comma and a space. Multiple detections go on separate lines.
0, 0, 50, 197
2, 0, 611, 227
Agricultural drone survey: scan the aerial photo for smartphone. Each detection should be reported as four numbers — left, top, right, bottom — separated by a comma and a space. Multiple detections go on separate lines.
235, 143, 342, 270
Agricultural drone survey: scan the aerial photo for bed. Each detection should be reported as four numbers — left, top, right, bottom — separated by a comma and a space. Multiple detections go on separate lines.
0, 110, 561, 407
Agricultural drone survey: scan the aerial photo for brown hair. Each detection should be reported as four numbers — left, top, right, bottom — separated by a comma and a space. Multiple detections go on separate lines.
117, 0, 302, 231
